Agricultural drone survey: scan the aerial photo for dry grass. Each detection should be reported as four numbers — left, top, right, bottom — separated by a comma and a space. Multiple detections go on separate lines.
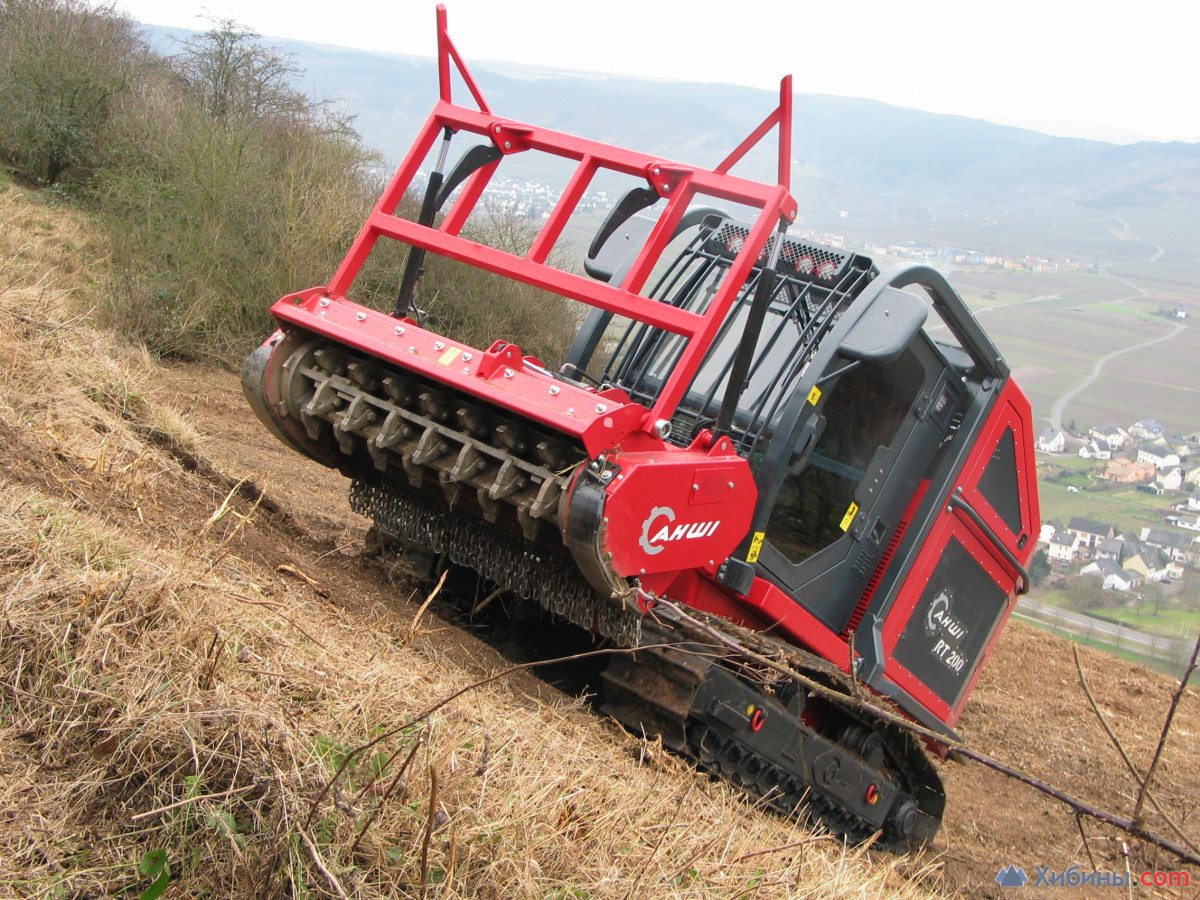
0, 182, 945, 898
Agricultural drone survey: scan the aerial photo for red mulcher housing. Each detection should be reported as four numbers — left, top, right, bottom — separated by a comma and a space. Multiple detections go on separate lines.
244, 6, 1039, 848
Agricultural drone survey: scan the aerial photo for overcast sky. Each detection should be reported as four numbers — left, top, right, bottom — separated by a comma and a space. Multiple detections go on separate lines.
116, 0, 1200, 144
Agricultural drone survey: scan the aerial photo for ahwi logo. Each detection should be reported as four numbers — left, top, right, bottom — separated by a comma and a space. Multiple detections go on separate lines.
639, 506, 720, 556
926, 591, 967, 640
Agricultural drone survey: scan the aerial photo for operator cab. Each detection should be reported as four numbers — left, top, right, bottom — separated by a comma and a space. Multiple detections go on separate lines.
574, 211, 982, 633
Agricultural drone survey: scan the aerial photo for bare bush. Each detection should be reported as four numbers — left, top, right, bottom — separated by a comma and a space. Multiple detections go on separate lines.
1, 3, 581, 365
0, 0, 141, 185
96, 21, 377, 359
169, 19, 307, 127
347, 199, 583, 367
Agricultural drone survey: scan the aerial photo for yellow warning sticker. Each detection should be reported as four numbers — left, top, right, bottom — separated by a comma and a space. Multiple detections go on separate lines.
746, 531, 765, 563
839, 501, 859, 532
437, 347, 462, 366
807, 385, 822, 406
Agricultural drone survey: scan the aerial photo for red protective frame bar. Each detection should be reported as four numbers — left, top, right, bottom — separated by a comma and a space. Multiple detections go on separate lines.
435, 4, 489, 113
315, 5, 798, 437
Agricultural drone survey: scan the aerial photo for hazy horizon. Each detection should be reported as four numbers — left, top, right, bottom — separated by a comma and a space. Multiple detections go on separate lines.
120, 0, 1200, 146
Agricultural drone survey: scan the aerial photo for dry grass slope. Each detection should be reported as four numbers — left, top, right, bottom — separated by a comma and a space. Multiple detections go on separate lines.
0, 184, 941, 898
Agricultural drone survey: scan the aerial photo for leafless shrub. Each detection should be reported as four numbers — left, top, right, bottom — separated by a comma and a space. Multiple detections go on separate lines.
0, 0, 142, 185
95, 22, 376, 360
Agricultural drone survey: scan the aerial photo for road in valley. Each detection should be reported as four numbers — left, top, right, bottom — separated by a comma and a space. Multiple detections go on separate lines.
1047, 322, 1186, 435
1038, 213, 1181, 438
928, 216, 1183, 442
1015, 597, 1189, 662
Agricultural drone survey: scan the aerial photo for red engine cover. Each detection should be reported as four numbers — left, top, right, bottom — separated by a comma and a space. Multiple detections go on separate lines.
599, 435, 757, 578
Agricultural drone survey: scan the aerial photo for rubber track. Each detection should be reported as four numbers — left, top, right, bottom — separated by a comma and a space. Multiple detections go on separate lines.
688, 721, 882, 846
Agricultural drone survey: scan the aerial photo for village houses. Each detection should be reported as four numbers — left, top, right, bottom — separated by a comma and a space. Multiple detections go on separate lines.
1129, 418, 1166, 442
1137, 445, 1181, 469
1140, 527, 1191, 563
1124, 546, 1172, 583
1103, 458, 1156, 483
1037, 417, 1199, 593
1154, 467, 1184, 494
1080, 558, 1141, 591
1048, 530, 1078, 564
1078, 439, 1112, 460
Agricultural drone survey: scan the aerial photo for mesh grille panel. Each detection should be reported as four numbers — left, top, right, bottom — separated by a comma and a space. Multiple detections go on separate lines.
892, 539, 1008, 707
978, 427, 1021, 534
705, 223, 849, 283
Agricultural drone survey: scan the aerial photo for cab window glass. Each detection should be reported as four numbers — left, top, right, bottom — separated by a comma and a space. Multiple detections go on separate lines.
767, 349, 924, 565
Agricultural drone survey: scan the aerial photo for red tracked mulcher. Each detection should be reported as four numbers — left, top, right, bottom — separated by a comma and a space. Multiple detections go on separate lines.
244, 5, 1039, 848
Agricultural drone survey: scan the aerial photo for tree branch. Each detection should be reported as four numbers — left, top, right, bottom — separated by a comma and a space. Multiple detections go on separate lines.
1074, 644, 1198, 854
952, 746, 1200, 866
1133, 633, 1200, 827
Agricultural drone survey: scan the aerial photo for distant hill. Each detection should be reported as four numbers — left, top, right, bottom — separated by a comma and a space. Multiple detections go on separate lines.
141, 26, 1200, 287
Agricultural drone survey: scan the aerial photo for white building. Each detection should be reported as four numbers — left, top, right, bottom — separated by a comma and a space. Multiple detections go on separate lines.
1038, 428, 1066, 453
1089, 424, 1129, 450
1129, 419, 1166, 441
1137, 446, 1181, 470
1048, 531, 1078, 564
1068, 517, 1115, 548
1155, 467, 1184, 493
1078, 440, 1112, 460
1080, 558, 1141, 591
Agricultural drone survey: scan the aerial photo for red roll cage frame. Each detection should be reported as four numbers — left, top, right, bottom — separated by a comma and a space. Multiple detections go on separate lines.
272, 4, 797, 444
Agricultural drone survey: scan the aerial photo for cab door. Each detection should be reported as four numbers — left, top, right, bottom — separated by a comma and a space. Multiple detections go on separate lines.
754, 335, 964, 633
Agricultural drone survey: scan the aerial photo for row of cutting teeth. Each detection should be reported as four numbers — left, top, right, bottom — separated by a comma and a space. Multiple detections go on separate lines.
309, 345, 578, 470
291, 343, 585, 541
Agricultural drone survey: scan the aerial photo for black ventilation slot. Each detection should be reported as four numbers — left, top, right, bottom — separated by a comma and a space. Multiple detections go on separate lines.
704, 222, 849, 283
977, 427, 1021, 535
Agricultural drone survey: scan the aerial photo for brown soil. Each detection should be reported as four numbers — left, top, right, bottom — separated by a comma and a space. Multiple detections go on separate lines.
155, 363, 1200, 898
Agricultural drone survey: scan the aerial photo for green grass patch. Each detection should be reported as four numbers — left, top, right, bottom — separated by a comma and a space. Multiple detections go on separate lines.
1045, 455, 1099, 473
1036, 476, 1183, 534
1095, 302, 1162, 323
1031, 588, 1073, 608
1090, 604, 1200, 640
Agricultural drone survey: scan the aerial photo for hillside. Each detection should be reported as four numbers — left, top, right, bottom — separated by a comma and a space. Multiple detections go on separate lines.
2, 186, 1198, 898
